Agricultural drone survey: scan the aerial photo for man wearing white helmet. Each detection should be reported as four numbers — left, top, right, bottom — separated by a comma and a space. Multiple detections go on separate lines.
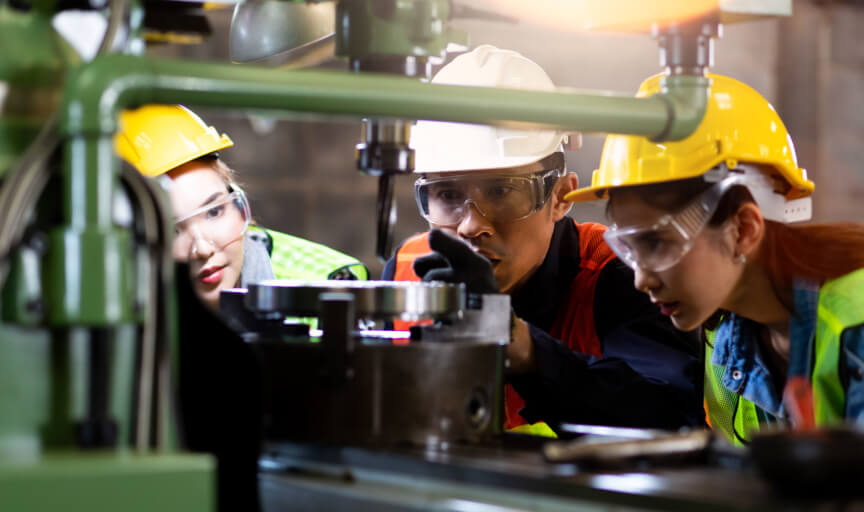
383, 45, 703, 432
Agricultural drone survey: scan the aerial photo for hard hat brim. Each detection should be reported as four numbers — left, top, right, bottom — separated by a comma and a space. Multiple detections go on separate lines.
146, 134, 233, 177
564, 185, 608, 202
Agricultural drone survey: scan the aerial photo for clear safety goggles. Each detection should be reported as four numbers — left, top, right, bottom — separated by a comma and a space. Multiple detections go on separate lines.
604, 167, 782, 273
173, 189, 251, 260
414, 155, 565, 226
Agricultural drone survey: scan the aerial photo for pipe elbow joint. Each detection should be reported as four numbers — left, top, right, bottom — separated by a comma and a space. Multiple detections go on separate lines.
652, 74, 710, 142
61, 55, 156, 137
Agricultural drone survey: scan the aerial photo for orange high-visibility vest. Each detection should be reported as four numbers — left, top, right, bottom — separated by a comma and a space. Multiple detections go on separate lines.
391, 222, 617, 429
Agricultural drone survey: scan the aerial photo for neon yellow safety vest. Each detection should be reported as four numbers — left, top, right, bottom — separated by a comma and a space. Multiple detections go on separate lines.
703, 334, 762, 445
251, 226, 368, 281
812, 268, 864, 423
704, 268, 864, 445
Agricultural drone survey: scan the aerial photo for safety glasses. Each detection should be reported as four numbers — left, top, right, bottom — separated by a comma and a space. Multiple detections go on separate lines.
414, 167, 563, 226
604, 168, 777, 272
173, 189, 251, 260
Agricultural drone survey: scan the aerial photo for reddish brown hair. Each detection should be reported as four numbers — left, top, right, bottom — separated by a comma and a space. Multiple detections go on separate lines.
758, 221, 864, 285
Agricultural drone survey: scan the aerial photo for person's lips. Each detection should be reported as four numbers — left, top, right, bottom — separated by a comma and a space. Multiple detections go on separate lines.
653, 300, 680, 316
199, 265, 226, 285
474, 249, 502, 265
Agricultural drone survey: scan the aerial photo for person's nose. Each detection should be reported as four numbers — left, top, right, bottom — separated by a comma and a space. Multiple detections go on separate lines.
186, 226, 216, 261
455, 201, 494, 240
633, 264, 662, 295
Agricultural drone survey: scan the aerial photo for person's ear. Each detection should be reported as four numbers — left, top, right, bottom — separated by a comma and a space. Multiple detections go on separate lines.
550, 173, 578, 221
732, 202, 764, 260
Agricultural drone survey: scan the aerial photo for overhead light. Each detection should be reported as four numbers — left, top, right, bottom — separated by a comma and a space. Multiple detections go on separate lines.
230, 0, 335, 67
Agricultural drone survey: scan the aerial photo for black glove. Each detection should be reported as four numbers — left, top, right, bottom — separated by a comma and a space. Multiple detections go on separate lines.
413, 229, 499, 294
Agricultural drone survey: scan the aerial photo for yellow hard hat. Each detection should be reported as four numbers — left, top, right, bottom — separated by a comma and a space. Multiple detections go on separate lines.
565, 74, 814, 202
115, 104, 233, 177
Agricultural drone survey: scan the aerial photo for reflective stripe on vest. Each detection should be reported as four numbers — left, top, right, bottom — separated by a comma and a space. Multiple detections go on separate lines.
390, 222, 617, 429
703, 268, 864, 444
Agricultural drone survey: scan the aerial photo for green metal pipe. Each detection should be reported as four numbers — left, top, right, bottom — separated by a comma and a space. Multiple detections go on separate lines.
63, 135, 116, 229
61, 54, 707, 139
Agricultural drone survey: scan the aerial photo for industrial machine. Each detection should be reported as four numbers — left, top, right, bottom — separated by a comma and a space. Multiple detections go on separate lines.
5, 0, 863, 510
222, 280, 509, 447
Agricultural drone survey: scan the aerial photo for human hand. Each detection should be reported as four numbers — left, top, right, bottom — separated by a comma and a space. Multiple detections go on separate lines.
413, 229, 499, 294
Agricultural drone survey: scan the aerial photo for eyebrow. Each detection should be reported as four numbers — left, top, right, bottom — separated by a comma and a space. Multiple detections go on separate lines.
199, 191, 225, 208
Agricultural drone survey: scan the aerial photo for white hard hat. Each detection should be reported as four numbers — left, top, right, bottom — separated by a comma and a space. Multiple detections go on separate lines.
412, 45, 568, 173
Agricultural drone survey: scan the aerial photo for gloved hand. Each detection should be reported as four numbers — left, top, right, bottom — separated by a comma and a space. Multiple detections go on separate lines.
413, 229, 499, 294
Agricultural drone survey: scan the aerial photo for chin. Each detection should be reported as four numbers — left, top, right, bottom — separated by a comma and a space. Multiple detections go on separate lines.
671, 305, 714, 331
492, 272, 507, 292
670, 313, 700, 332
193, 285, 221, 311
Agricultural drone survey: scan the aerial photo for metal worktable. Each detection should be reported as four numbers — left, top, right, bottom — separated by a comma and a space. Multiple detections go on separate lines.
259, 438, 862, 511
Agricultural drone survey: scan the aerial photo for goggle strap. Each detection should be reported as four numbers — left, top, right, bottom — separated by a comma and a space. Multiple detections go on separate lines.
675, 201, 709, 236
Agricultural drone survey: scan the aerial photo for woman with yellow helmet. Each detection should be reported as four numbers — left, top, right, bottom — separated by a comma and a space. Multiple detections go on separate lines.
567, 74, 864, 444
116, 105, 367, 312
